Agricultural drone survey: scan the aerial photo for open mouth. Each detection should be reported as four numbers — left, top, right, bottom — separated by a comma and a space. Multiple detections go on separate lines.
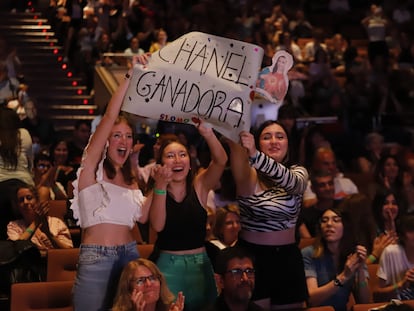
117, 147, 127, 157
172, 166, 184, 172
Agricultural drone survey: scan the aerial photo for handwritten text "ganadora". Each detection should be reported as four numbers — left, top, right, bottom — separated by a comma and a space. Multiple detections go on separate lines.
134, 71, 245, 128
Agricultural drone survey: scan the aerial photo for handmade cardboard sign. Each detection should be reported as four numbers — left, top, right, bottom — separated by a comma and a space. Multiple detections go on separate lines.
121, 31, 264, 142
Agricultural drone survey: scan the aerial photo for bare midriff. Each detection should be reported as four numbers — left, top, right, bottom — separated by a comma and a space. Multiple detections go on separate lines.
82, 223, 134, 245
240, 227, 296, 246
161, 246, 206, 255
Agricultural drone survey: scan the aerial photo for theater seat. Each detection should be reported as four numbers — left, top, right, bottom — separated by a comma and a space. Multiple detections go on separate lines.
46, 248, 79, 282
10, 280, 73, 311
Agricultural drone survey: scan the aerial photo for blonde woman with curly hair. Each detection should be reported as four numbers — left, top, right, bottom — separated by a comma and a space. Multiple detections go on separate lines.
113, 258, 184, 311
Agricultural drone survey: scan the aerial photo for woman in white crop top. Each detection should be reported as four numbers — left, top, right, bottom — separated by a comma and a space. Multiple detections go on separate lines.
71, 68, 150, 311
227, 120, 309, 310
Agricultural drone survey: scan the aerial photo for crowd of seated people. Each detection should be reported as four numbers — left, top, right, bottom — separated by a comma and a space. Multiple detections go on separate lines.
3, 1, 414, 310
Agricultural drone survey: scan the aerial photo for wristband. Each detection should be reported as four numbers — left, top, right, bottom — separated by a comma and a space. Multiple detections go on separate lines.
154, 188, 167, 195
368, 254, 377, 264
359, 281, 368, 288
25, 227, 34, 234
393, 283, 399, 291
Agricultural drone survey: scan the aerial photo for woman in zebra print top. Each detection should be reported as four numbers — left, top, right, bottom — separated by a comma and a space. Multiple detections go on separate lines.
227, 120, 309, 310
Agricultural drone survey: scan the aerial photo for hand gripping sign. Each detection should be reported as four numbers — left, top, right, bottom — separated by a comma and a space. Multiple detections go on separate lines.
121, 31, 264, 142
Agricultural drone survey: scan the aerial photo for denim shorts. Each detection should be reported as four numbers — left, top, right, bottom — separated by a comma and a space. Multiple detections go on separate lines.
72, 241, 138, 311
156, 251, 217, 311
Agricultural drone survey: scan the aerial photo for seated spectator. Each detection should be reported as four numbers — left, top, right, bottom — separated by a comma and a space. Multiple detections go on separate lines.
21, 98, 56, 149
301, 207, 371, 311
0, 106, 34, 240
206, 204, 241, 269
33, 152, 68, 200
202, 247, 264, 311
7, 183, 73, 258
376, 214, 414, 301
302, 147, 358, 208
49, 138, 77, 197
355, 132, 384, 174
124, 37, 145, 69
367, 153, 409, 205
149, 28, 168, 53
372, 189, 404, 239
0, 60, 19, 106
289, 9, 313, 40
297, 170, 341, 238
303, 28, 328, 63
112, 258, 184, 311
67, 120, 91, 169
339, 193, 395, 265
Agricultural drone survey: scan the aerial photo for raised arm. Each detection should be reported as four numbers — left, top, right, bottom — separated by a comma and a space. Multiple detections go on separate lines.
78, 69, 132, 190
226, 134, 256, 196
194, 122, 227, 203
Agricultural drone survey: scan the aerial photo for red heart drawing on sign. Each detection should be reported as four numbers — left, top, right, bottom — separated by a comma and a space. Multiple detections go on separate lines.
191, 117, 201, 125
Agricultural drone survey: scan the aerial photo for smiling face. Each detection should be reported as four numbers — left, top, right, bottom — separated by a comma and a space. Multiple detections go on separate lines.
131, 265, 160, 305
258, 123, 288, 162
222, 212, 241, 246
161, 142, 190, 182
16, 187, 37, 224
107, 121, 134, 168
382, 193, 398, 222
320, 209, 343, 243
53, 141, 69, 165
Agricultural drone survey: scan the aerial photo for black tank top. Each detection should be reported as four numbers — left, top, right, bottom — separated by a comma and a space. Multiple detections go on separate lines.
156, 187, 207, 251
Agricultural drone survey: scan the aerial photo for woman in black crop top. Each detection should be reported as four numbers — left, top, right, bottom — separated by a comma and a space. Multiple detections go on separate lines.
227, 120, 309, 310
148, 121, 227, 311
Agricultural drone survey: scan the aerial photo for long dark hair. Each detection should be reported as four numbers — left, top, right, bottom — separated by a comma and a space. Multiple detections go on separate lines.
372, 188, 404, 233
0, 106, 21, 169
103, 115, 136, 185
254, 120, 291, 188
313, 206, 357, 271
155, 136, 194, 195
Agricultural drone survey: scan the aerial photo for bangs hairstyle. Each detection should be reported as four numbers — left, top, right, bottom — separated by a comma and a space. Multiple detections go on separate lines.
104, 114, 136, 185
112, 258, 175, 311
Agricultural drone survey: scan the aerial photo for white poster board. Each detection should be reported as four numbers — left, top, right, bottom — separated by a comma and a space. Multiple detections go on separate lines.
121, 31, 264, 142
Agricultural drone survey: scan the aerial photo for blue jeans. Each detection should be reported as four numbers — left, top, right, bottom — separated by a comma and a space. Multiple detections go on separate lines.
72, 241, 138, 311
157, 251, 217, 311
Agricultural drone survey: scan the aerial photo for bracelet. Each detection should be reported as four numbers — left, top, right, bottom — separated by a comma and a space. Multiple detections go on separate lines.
359, 281, 368, 288
125, 72, 131, 79
393, 283, 399, 291
368, 254, 377, 264
25, 227, 34, 234
249, 152, 258, 164
154, 188, 167, 195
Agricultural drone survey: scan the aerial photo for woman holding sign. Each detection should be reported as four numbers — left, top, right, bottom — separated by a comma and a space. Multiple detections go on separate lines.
227, 120, 309, 310
148, 122, 228, 311
70, 68, 150, 310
